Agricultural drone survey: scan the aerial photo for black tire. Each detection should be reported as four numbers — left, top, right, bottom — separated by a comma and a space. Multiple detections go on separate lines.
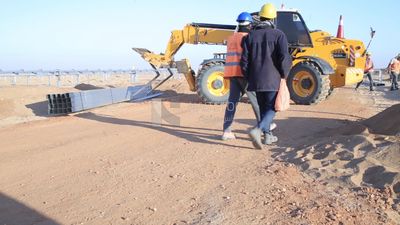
196, 62, 229, 104
287, 62, 330, 105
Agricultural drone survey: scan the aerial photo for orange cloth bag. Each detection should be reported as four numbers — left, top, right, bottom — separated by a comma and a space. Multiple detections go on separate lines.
275, 79, 290, 111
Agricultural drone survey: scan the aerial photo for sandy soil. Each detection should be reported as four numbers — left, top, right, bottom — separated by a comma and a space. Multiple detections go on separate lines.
0, 79, 399, 225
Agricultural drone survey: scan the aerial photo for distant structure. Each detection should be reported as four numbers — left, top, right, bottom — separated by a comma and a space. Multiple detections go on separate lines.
336, 15, 344, 38
0, 68, 178, 87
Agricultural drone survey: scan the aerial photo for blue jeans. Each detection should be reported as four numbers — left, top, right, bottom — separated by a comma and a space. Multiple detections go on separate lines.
256, 91, 278, 133
390, 72, 399, 90
223, 77, 260, 132
356, 72, 374, 90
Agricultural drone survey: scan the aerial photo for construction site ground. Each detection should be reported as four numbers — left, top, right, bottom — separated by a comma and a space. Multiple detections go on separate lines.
0, 78, 399, 225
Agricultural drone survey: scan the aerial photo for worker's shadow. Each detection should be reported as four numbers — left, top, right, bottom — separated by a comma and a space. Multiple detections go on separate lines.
0, 192, 60, 225
75, 112, 254, 150
381, 89, 400, 102
158, 90, 256, 105
236, 116, 362, 152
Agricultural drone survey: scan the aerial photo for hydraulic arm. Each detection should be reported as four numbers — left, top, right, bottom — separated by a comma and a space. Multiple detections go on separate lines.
133, 23, 236, 91
133, 23, 235, 68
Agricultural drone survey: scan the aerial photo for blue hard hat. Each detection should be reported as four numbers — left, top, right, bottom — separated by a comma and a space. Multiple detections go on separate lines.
236, 12, 253, 22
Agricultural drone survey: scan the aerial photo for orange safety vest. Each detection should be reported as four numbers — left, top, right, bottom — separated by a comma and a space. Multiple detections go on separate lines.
390, 58, 400, 74
364, 57, 373, 73
224, 32, 247, 78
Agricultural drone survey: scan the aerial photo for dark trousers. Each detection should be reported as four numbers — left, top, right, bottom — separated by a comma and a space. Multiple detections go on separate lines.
390, 72, 399, 90
356, 72, 374, 90
223, 77, 260, 132
256, 91, 278, 133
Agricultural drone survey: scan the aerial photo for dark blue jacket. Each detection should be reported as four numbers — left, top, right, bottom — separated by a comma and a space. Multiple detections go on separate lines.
241, 22, 292, 92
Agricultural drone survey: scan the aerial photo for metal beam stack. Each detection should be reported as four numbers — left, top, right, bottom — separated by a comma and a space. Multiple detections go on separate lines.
47, 84, 161, 115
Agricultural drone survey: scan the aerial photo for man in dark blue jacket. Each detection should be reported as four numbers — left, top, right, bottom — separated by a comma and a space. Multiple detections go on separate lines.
241, 3, 292, 149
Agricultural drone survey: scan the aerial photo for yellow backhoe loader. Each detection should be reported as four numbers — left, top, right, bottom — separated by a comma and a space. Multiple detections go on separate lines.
133, 10, 367, 105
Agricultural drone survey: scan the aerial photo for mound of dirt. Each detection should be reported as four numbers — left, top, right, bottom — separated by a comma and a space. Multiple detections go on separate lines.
0, 86, 77, 127
274, 105, 400, 212
74, 83, 104, 90
363, 103, 400, 135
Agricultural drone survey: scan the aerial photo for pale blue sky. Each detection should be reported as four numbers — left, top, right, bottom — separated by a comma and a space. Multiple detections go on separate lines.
0, 0, 398, 70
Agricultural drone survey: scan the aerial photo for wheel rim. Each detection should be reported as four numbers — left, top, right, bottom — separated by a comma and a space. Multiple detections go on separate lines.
206, 71, 230, 97
292, 71, 315, 97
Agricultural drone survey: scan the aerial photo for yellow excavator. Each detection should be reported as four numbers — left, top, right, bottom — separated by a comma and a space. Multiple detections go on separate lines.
134, 10, 368, 105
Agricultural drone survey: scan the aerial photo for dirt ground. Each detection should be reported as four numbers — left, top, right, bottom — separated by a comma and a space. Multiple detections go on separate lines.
0, 79, 399, 225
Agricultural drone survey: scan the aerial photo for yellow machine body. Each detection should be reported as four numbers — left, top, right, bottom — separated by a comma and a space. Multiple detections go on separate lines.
300, 31, 366, 87
133, 10, 367, 105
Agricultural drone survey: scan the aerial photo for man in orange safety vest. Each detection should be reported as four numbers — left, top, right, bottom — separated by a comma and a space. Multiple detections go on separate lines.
355, 52, 374, 91
387, 54, 400, 91
222, 12, 276, 141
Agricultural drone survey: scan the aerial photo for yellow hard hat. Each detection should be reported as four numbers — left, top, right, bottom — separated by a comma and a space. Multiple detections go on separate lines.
259, 3, 277, 19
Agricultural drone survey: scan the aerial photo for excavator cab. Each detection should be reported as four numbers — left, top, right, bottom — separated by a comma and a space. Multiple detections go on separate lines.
251, 11, 312, 47
276, 11, 312, 47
